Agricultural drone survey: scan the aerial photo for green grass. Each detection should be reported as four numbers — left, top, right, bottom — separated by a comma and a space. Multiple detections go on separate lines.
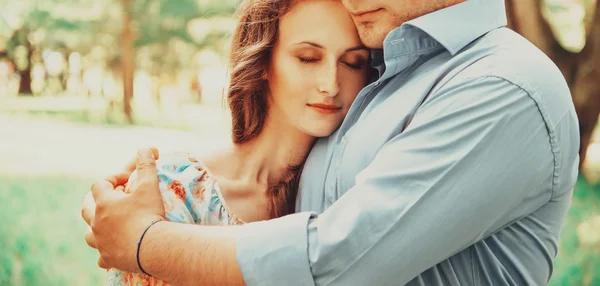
549, 177, 600, 286
0, 174, 598, 285
0, 175, 107, 286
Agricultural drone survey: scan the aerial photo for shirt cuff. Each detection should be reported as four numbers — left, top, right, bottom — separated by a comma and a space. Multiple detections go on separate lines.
236, 212, 316, 286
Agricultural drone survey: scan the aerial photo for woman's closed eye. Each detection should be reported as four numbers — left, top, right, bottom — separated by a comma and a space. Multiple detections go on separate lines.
343, 60, 366, 70
298, 57, 320, 64
298, 57, 366, 70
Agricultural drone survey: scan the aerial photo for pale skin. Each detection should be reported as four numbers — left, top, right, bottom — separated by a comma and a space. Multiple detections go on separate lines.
82, 0, 464, 285
205, 0, 369, 222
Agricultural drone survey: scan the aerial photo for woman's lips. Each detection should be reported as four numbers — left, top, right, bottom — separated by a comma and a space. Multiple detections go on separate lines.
307, 103, 342, 114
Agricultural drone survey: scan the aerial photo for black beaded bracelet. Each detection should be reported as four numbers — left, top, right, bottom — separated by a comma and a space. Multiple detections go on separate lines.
136, 219, 163, 277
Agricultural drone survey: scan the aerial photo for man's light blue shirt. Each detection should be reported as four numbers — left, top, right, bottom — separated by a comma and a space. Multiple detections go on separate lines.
236, 0, 580, 285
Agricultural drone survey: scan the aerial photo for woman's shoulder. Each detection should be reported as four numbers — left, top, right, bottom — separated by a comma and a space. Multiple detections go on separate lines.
156, 151, 210, 174
156, 145, 233, 173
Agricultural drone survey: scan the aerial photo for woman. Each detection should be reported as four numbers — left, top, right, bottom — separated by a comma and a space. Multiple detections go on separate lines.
108, 0, 370, 284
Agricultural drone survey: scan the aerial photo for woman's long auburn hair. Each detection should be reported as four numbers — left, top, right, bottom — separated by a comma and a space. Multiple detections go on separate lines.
227, 0, 303, 219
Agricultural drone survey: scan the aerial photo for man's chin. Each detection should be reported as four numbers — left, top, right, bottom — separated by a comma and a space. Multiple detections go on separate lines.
362, 41, 384, 50
357, 26, 389, 49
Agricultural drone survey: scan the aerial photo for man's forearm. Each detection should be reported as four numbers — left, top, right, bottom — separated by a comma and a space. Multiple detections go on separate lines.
140, 221, 245, 286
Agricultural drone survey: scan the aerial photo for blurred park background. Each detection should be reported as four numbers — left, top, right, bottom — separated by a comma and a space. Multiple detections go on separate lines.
0, 0, 599, 285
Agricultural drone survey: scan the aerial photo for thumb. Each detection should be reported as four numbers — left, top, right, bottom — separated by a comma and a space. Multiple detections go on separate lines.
133, 148, 158, 197
123, 147, 160, 174
136, 147, 158, 179
132, 148, 164, 215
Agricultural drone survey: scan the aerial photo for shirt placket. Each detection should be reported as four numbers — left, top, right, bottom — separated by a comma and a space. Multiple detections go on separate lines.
321, 35, 431, 207
323, 81, 381, 206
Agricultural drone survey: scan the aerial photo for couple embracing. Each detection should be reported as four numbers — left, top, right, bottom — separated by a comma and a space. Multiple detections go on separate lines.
81, 0, 579, 285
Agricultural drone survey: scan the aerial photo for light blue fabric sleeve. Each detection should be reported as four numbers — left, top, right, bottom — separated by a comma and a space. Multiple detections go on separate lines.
236, 76, 574, 285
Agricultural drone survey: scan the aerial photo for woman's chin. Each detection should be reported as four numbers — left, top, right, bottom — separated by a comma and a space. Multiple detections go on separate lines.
304, 126, 338, 138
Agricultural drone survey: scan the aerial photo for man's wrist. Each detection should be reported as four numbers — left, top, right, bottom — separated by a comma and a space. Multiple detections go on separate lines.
136, 219, 164, 276
135, 221, 245, 285
136, 219, 180, 283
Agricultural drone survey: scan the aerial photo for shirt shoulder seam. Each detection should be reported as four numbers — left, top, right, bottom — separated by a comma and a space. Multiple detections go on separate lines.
476, 75, 561, 198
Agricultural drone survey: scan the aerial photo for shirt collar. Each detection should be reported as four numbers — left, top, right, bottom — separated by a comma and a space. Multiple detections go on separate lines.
373, 0, 507, 64
404, 0, 507, 55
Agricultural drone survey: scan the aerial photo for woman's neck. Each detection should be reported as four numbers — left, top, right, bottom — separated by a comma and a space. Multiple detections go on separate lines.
212, 112, 316, 189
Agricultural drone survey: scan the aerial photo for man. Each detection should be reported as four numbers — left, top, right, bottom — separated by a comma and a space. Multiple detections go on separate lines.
83, 0, 579, 285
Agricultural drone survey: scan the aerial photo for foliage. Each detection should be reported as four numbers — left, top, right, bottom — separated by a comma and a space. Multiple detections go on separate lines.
0, 175, 107, 285
0, 0, 240, 74
549, 177, 600, 286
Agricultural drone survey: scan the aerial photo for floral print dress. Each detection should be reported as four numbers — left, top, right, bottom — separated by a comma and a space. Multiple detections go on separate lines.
107, 152, 243, 286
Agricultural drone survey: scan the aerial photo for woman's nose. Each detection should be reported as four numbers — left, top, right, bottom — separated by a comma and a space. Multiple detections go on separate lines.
318, 63, 340, 97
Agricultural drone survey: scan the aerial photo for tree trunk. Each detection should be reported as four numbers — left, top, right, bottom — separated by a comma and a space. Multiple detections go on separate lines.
16, 33, 33, 96
18, 62, 32, 95
505, 0, 600, 169
573, 0, 600, 169
121, 0, 135, 124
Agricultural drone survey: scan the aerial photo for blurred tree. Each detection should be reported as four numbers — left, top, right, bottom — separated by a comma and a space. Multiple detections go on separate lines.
1, 0, 239, 121
506, 0, 599, 169
8, 26, 33, 94
5, 9, 85, 95
122, 0, 135, 123
119, 0, 239, 122
2, 1, 103, 95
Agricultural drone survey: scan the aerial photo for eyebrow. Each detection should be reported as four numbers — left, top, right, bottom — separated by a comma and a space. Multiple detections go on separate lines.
295, 41, 369, 52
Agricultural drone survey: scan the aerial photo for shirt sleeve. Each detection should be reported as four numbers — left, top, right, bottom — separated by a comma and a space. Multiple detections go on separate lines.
236, 75, 577, 285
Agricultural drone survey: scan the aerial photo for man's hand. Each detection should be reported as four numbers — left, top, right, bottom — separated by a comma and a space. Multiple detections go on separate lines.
81, 147, 158, 248
82, 147, 165, 272
82, 147, 246, 285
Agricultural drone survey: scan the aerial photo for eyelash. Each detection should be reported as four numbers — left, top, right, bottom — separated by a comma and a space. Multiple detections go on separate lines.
298, 58, 365, 70
345, 62, 365, 70
299, 58, 318, 64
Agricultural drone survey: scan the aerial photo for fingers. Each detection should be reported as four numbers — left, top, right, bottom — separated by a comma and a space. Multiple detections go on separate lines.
150, 147, 159, 161
122, 155, 137, 175
134, 148, 159, 192
90, 171, 131, 201
106, 172, 131, 187
81, 191, 96, 226
98, 257, 109, 269
90, 179, 115, 201
124, 147, 160, 174
90, 173, 122, 201
85, 227, 97, 249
